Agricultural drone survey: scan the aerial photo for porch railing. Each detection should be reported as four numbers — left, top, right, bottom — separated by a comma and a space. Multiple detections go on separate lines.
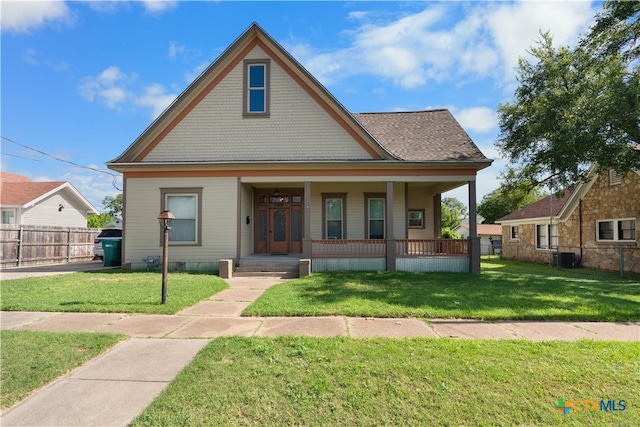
396, 239, 469, 257
312, 239, 386, 257
311, 239, 469, 258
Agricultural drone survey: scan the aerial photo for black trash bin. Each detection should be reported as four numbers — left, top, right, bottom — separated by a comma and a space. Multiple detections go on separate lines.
102, 240, 122, 266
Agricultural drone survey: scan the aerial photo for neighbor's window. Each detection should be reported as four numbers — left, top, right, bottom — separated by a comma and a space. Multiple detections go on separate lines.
366, 195, 385, 239
510, 225, 519, 240
322, 193, 346, 239
536, 224, 558, 250
1, 209, 16, 225
243, 59, 270, 117
597, 218, 636, 242
161, 188, 202, 245
408, 209, 424, 229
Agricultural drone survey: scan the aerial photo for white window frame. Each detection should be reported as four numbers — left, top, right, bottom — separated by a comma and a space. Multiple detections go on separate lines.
609, 170, 621, 186
322, 193, 346, 240
1, 209, 16, 225
536, 223, 558, 250
243, 59, 270, 117
596, 218, 636, 242
366, 196, 385, 240
160, 188, 202, 246
510, 225, 519, 240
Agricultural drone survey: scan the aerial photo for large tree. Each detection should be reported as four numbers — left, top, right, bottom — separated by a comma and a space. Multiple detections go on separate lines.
497, 1, 639, 190
441, 197, 467, 231
102, 194, 123, 218
477, 168, 546, 224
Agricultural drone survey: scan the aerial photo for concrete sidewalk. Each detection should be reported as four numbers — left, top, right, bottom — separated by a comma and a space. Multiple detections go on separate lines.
1, 276, 638, 426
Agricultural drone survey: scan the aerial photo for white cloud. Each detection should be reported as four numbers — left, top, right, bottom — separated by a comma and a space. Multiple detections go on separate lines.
168, 41, 185, 59
1, 0, 73, 33
142, 0, 178, 14
79, 66, 175, 118
453, 107, 498, 134
290, 2, 597, 90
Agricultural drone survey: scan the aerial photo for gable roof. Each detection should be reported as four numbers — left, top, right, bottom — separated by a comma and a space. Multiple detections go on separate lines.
354, 110, 489, 162
108, 23, 491, 171
497, 188, 575, 222
0, 173, 99, 214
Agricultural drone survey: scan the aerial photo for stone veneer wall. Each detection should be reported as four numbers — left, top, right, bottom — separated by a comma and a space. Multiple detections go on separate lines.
501, 171, 640, 273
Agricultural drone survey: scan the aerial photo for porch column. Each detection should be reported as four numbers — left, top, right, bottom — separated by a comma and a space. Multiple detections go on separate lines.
468, 180, 481, 274
386, 181, 396, 271
433, 194, 442, 238
302, 181, 312, 258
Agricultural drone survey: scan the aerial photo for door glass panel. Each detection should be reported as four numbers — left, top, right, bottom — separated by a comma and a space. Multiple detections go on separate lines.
273, 209, 286, 241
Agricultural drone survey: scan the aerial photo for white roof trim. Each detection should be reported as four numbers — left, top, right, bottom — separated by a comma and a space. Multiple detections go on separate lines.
25, 182, 99, 214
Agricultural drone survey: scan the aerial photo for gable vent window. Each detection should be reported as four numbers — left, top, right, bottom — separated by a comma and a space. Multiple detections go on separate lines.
243, 59, 270, 117
609, 170, 621, 186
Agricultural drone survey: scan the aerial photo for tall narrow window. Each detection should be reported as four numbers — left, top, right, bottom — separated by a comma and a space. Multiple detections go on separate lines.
322, 193, 346, 239
368, 198, 385, 239
161, 188, 202, 245
536, 224, 558, 250
243, 59, 270, 117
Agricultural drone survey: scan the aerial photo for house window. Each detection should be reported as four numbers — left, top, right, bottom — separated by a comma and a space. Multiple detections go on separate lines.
536, 224, 558, 250
597, 218, 636, 242
609, 170, 622, 186
366, 195, 385, 239
243, 59, 270, 117
408, 209, 424, 229
1, 209, 16, 225
510, 225, 519, 240
161, 188, 202, 245
322, 193, 346, 239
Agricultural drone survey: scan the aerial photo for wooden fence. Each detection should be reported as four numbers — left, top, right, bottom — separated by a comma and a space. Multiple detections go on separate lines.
0, 225, 100, 268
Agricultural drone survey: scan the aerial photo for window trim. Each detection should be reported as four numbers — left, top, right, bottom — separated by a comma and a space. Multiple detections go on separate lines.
535, 223, 558, 251
365, 193, 385, 239
1, 208, 17, 225
596, 218, 636, 242
609, 170, 622, 186
408, 209, 424, 229
160, 188, 203, 246
510, 225, 519, 240
243, 59, 270, 118
322, 193, 347, 239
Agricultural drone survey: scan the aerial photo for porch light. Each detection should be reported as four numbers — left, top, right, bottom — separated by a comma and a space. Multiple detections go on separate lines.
157, 210, 175, 304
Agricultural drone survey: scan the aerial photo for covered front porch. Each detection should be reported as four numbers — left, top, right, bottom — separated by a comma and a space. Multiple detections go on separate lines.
237, 175, 481, 274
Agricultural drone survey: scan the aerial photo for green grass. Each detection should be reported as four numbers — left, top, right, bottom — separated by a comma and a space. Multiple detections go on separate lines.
133, 336, 640, 426
0, 270, 228, 314
243, 258, 640, 321
0, 330, 125, 410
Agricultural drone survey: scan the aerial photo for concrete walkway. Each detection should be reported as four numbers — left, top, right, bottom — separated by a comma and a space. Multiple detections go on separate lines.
1, 276, 639, 426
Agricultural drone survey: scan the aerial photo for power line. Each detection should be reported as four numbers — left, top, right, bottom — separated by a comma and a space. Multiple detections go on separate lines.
1, 135, 122, 191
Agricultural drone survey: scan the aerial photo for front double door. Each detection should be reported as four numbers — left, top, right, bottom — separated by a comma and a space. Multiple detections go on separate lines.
255, 191, 302, 254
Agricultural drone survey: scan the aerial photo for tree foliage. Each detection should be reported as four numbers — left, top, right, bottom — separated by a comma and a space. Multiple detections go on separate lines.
87, 213, 113, 229
102, 194, 123, 218
478, 168, 546, 224
497, 1, 640, 190
441, 197, 467, 232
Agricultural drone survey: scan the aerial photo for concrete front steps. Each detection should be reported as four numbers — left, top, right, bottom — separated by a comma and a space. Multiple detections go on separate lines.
233, 255, 301, 278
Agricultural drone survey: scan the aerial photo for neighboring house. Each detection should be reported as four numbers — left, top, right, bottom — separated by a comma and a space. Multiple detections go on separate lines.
0, 172, 99, 228
456, 223, 502, 255
497, 169, 640, 273
107, 23, 492, 274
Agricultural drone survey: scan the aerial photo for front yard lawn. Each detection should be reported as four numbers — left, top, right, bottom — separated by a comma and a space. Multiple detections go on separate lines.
0, 330, 125, 410
243, 258, 640, 321
133, 336, 639, 426
0, 270, 228, 314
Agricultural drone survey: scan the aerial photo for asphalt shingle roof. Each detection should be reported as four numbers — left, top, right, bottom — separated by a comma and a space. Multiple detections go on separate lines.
498, 188, 574, 222
0, 172, 65, 206
353, 109, 489, 162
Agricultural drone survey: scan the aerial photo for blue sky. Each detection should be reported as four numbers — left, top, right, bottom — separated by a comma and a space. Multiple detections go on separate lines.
1, 0, 600, 212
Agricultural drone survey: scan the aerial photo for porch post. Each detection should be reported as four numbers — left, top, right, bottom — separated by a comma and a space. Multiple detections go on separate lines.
302, 181, 312, 258
386, 181, 396, 271
433, 194, 442, 238
468, 180, 481, 274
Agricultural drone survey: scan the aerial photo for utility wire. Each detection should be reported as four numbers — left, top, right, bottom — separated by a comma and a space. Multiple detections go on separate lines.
1, 135, 122, 191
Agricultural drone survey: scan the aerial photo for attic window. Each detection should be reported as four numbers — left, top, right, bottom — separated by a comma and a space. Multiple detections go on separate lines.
243, 59, 270, 117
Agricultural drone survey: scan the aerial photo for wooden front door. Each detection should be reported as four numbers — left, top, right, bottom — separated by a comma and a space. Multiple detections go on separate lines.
269, 207, 289, 254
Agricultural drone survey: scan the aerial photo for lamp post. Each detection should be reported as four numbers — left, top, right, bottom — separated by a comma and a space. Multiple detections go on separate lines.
157, 210, 175, 304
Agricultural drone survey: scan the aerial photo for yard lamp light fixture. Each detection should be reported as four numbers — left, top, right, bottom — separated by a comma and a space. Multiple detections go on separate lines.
157, 210, 175, 304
